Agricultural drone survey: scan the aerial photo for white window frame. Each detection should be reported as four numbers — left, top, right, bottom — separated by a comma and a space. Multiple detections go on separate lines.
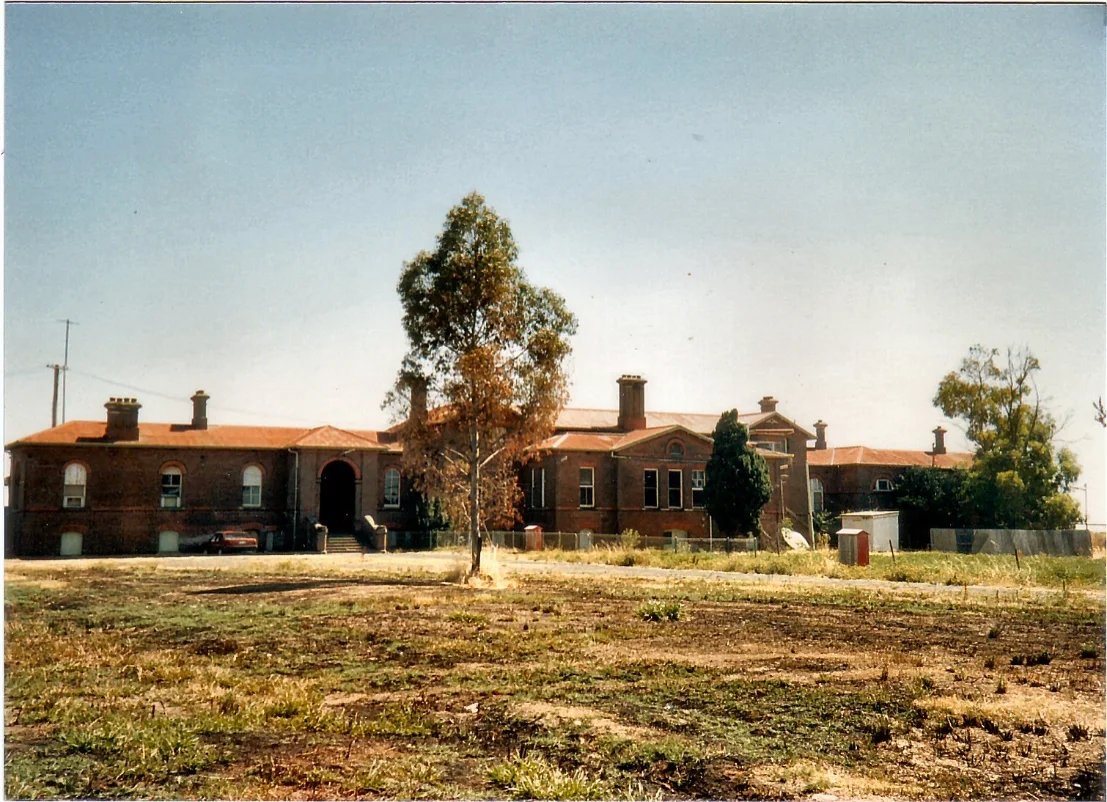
873, 477, 894, 493
63, 463, 87, 509
810, 477, 825, 512
531, 467, 545, 509
644, 469, 659, 509
383, 468, 401, 508
668, 469, 683, 509
691, 470, 705, 508
579, 467, 594, 509
160, 466, 183, 509
242, 465, 263, 508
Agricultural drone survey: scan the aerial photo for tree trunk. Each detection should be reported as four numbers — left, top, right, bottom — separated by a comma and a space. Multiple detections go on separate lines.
469, 426, 481, 576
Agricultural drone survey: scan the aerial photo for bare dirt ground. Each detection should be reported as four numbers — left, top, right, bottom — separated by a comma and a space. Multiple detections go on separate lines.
5, 555, 1105, 800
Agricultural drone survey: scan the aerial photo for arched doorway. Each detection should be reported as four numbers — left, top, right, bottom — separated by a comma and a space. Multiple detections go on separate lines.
319, 460, 356, 534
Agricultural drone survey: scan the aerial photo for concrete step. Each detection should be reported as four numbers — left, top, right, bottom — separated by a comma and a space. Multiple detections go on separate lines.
323, 535, 366, 554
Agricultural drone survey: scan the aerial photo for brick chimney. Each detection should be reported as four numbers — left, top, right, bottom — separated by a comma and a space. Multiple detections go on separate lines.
105, 397, 141, 441
191, 390, 210, 430
758, 395, 778, 413
617, 375, 647, 432
932, 426, 947, 455
408, 376, 428, 423
814, 420, 828, 450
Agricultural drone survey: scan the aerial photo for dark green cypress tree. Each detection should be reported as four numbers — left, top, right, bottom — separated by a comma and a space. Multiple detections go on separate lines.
704, 410, 772, 538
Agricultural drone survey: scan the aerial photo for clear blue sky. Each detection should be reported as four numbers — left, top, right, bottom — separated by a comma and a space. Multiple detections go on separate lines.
5, 4, 1105, 522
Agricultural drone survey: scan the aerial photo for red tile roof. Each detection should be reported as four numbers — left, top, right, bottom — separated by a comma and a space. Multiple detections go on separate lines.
554, 408, 775, 435
806, 446, 972, 469
7, 421, 399, 452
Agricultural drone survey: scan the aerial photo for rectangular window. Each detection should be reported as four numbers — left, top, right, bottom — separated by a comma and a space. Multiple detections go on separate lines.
691, 470, 705, 508
384, 469, 401, 508
160, 474, 182, 509
63, 485, 86, 509
579, 467, 594, 508
668, 469, 682, 509
644, 469, 658, 508
242, 486, 262, 507
531, 467, 545, 509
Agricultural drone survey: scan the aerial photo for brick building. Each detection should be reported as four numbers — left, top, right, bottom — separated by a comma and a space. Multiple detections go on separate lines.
806, 422, 972, 516
522, 375, 814, 540
5, 392, 408, 557
6, 375, 817, 557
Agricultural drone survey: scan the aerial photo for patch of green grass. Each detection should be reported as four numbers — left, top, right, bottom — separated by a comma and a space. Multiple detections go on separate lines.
488, 753, 609, 800
519, 547, 1106, 589
636, 599, 685, 622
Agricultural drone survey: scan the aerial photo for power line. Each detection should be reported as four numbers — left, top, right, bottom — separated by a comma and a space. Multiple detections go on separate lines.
65, 368, 331, 427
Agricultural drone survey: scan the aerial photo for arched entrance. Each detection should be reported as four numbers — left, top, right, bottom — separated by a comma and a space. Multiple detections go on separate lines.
319, 460, 356, 534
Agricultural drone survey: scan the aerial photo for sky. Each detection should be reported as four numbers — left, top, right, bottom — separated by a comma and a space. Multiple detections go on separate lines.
4, 4, 1105, 523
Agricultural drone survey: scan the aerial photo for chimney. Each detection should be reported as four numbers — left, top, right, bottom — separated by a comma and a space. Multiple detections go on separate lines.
104, 397, 142, 441
408, 376, 428, 423
617, 374, 647, 432
758, 395, 778, 413
932, 426, 947, 455
191, 390, 210, 430
814, 419, 828, 450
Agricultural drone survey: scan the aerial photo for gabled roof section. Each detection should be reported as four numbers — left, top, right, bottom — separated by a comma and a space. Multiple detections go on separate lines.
746, 412, 814, 440
554, 408, 812, 438
807, 446, 973, 470
285, 425, 386, 450
611, 425, 714, 453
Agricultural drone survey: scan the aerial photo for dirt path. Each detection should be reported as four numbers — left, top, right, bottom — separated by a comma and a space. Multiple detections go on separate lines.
8, 551, 1104, 601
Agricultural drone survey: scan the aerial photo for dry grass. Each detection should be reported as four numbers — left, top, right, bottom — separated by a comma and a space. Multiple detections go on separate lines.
4, 558, 1104, 800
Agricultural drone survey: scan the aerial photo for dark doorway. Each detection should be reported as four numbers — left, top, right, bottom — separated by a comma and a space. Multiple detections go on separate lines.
319, 460, 356, 534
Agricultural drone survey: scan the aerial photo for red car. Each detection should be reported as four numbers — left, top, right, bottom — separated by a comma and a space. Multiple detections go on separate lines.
204, 530, 259, 554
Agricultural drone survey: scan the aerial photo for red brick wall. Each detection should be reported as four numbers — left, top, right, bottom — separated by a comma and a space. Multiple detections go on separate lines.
8, 445, 297, 556
808, 463, 900, 514
6, 444, 402, 556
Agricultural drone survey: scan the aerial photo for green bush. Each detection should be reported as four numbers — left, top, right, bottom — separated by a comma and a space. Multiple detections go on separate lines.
637, 600, 684, 622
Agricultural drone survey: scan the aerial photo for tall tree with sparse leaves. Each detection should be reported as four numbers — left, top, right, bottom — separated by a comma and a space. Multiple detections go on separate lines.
934, 345, 1081, 529
704, 410, 772, 540
387, 193, 577, 576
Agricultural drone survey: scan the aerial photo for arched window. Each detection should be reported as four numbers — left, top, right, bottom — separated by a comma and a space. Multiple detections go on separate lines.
63, 463, 87, 509
668, 442, 684, 458
160, 466, 183, 508
242, 465, 262, 508
873, 477, 894, 493
383, 468, 401, 508
809, 477, 824, 513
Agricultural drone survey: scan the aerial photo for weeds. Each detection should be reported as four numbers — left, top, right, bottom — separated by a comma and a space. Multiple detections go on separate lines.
636, 599, 685, 622
5, 559, 1104, 801
488, 753, 608, 800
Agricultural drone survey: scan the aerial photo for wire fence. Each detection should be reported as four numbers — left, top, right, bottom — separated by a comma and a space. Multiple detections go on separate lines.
387, 530, 763, 554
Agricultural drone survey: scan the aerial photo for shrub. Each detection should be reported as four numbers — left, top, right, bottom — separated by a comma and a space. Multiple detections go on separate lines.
618, 529, 641, 551
637, 600, 684, 622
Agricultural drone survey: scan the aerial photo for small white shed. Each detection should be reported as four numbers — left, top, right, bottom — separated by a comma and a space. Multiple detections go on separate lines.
841, 511, 900, 552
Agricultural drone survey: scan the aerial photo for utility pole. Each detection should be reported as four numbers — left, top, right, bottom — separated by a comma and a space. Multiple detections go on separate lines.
57, 319, 78, 423
46, 364, 62, 427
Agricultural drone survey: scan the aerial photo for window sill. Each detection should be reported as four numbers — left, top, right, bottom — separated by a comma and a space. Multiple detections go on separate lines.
382, 504, 400, 510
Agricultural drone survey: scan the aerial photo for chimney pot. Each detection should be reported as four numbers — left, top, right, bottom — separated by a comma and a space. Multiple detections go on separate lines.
191, 390, 210, 430
408, 376, 428, 424
617, 374, 648, 431
814, 419, 828, 450
932, 426, 947, 455
105, 397, 142, 441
